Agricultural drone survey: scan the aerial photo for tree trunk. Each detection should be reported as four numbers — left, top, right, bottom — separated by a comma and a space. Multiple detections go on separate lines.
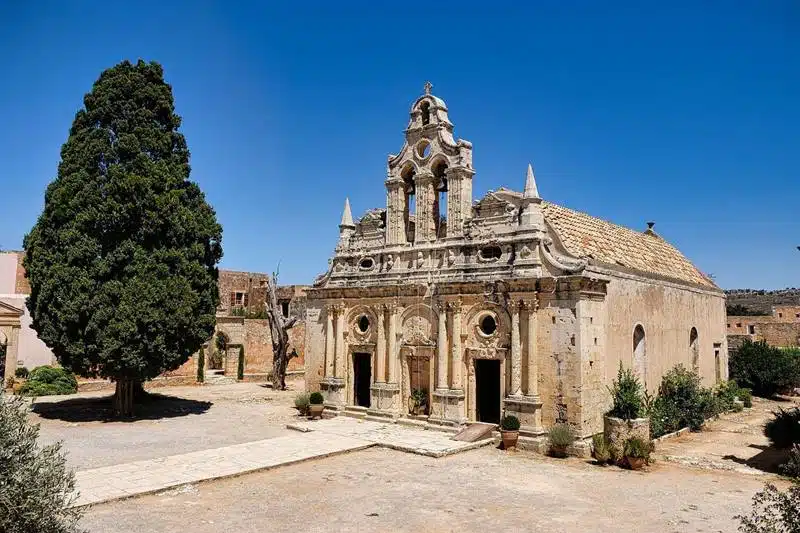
265, 274, 297, 390
113, 378, 141, 417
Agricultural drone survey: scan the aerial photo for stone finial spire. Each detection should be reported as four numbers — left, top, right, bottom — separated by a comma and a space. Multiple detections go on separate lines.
339, 198, 354, 228
523, 163, 540, 201
424, 81, 432, 95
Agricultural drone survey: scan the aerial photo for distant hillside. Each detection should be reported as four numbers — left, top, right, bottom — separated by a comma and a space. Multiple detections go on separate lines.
725, 288, 800, 314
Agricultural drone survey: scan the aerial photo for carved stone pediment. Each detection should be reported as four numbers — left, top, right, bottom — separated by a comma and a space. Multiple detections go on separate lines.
473, 192, 516, 220
402, 314, 435, 346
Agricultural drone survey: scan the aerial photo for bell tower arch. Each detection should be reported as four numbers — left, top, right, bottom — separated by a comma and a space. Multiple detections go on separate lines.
386, 83, 474, 245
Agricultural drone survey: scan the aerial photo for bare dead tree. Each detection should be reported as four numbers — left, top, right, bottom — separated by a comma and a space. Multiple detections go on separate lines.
265, 272, 298, 390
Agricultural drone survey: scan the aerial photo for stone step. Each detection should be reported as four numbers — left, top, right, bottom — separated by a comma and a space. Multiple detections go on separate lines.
452, 422, 496, 442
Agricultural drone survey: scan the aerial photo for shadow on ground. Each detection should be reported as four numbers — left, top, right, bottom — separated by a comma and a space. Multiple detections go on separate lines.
31, 392, 212, 423
722, 444, 790, 474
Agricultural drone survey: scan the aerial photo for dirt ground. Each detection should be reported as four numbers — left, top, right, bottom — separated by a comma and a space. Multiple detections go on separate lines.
31, 380, 305, 469
80, 446, 783, 533
657, 395, 800, 475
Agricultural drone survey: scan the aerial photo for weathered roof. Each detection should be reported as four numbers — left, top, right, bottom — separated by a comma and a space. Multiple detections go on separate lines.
541, 202, 716, 288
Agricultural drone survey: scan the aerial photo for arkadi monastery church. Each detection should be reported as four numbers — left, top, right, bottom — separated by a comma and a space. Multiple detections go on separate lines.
304, 83, 728, 443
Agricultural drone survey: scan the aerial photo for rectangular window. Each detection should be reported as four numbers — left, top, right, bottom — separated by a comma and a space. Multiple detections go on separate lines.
778, 312, 783, 318
748, 325, 755, 334
230, 292, 248, 308
280, 300, 290, 318
736, 323, 742, 328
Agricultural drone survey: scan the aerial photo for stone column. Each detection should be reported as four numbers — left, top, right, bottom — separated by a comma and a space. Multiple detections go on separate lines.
510, 301, 522, 396
375, 305, 386, 383
436, 302, 448, 390
387, 304, 398, 383
525, 299, 539, 397
334, 303, 345, 378
325, 305, 335, 378
449, 301, 463, 390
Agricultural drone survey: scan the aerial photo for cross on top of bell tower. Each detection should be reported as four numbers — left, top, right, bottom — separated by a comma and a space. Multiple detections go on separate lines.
423, 81, 432, 95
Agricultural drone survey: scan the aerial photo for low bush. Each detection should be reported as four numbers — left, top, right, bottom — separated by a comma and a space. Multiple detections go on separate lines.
738, 387, 753, 408
736, 483, 800, 533
764, 408, 800, 449
606, 363, 645, 420
0, 392, 83, 532
294, 393, 310, 415
18, 366, 77, 397
592, 434, 611, 464
548, 423, 576, 450
779, 445, 800, 479
715, 380, 740, 412
14, 367, 29, 379
309, 391, 324, 405
729, 339, 800, 398
623, 436, 654, 462
500, 415, 520, 431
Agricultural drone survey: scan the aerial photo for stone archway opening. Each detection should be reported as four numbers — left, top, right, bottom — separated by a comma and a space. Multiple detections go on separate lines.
633, 325, 646, 387
475, 359, 501, 424
352, 352, 372, 408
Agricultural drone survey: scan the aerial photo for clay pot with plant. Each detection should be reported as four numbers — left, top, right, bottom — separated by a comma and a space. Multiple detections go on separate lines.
308, 391, 325, 419
592, 434, 612, 466
623, 436, 654, 470
548, 423, 577, 458
499, 415, 521, 450
294, 392, 310, 416
409, 388, 428, 416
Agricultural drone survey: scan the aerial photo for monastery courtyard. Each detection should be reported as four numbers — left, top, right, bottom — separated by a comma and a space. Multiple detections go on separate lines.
26, 382, 797, 533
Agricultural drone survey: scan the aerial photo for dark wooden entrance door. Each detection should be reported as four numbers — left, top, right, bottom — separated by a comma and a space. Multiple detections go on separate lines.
475, 359, 501, 424
353, 353, 372, 408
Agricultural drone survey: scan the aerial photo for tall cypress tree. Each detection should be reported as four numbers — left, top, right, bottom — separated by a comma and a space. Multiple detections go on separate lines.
24, 60, 222, 415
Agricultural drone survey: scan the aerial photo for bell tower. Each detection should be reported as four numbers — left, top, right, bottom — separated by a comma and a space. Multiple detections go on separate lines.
386, 83, 474, 245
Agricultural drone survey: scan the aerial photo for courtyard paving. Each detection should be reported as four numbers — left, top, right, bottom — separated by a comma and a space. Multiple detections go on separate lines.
80, 446, 784, 533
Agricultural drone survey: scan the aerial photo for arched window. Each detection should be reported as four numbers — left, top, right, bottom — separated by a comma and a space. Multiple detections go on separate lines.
689, 327, 699, 373
633, 325, 646, 387
432, 160, 448, 238
401, 165, 416, 242
420, 102, 431, 126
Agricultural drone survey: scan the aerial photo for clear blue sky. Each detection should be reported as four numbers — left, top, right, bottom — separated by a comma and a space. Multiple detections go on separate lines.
1, 1, 797, 289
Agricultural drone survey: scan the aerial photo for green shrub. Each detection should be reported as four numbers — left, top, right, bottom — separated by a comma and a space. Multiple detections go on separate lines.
500, 415, 520, 431
548, 423, 576, 448
309, 391, 324, 405
659, 365, 707, 431
18, 366, 77, 397
410, 388, 428, 408
738, 387, 753, 408
14, 367, 29, 379
729, 339, 800, 398
197, 348, 205, 383
294, 393, 310, 415
606, 363, 645, 420
736, 483, 800, 533
0, 392, 83, 532
714, 380, 740, 412
592, 434, 611, 464
623, 436, 654, 461
648, 394, 682, 438
779, 445, 800, 479
237, 345, 245, 381
764, 408, 800, 449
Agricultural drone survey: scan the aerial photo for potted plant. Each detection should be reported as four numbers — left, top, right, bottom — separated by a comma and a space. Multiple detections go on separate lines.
408, 387, 428, 416
592, 434, 612, 466
548, 423, 576, 458
604, 364, 649, 463
308, 391, 325, 419
294, 392, 310, 416
499, 415, 521, 450
623, 436, 653, 470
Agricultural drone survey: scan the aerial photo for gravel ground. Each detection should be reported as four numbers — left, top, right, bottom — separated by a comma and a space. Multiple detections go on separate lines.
80, 446, 778, 533
31, 381, 304, 469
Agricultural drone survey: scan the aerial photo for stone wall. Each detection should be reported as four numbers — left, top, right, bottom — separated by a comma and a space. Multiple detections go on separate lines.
727, 305, 800, 348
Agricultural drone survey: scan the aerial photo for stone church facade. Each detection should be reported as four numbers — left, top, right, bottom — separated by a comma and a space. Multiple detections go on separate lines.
304, 85, 727, 441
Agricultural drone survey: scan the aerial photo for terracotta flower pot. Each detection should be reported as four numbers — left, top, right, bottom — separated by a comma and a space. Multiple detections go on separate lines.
550, 445, 568, 458
500, 429, 519, 450
627, 456, 646, 470
309, 403, 324, 419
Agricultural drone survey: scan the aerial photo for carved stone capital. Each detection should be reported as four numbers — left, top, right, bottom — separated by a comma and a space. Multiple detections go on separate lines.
330, 302, 347, 314
447, 300, 462, 313
521, 299, 539, 312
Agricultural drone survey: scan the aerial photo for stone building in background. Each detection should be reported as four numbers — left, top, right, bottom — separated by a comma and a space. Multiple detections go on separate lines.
0, 253, 308, 388
727, 305, 800, 352
304, 84, 727, 445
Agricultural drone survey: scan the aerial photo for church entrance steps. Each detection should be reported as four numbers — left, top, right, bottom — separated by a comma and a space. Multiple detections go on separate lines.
452, 422, 497, 442
340, 405, 368, 420
287, 417, 493, 458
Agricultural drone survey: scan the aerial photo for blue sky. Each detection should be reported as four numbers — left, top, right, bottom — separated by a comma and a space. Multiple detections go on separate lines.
0, 1, 797, 289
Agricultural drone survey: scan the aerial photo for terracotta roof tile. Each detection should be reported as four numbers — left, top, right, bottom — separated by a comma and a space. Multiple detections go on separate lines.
541, 202, 715, 288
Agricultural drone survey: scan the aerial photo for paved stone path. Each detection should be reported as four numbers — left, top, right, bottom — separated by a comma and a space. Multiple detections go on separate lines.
74, 431, 372, 507
74, 417, 493, 507
288, 417, 494, 457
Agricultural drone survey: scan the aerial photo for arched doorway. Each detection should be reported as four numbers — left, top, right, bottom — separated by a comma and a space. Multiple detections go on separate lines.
633, 325, 646, 387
